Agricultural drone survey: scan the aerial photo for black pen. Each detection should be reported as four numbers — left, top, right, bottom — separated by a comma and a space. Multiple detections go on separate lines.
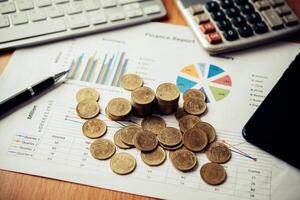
0, 70, 69, 118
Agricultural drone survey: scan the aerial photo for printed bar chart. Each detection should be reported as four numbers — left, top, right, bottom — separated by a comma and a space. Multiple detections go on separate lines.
67, 51, 128, 87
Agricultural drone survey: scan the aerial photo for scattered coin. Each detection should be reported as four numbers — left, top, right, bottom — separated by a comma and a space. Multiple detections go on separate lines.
106, 98, 132, 120
120, 126, 143, 146
171, 149, 197, 172
156, 83, 180, 103
82, 118, 107, 139
113, 129, 132, 149
90, 138, 116, 160
157, 127, 182, 147
183, 89, 206, 102
76, 88, 99, 102
169, 146, 187, 160
120, 74, 143, 91
183, 97, 207, 115
76, 99, 100, 119
141, 116, 166, 135
200, 162, 226, 185
178, 115, 201, 133
183, 127, 208, 152
193, 121, 216, 143
206, 142, 231, 163
110, 152, 136, 175
175, 107, 188, 120
141, 146, 166, 166
134, 130, 158, 152
160, 141, 184, 151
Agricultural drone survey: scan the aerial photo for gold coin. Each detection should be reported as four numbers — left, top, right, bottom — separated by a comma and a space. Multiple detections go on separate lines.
82, 119, 107, 139
193, 121, 216, 143
120, 126, 143, 146
171, 149, 197, 171
156, 83, 180, 103
157, 127, 182, 147
141, 146, 166, 166
106, 98, 132, 120
178, 115, 201, 133
183, 98, 207, 115
141, 116, 166, 135
206, 142, 231, 163
183, 89, 206, 102
168, 146, 187, 160
160, 141, 183, 151
113, 129, 132, 149
131, 86, 155, 105
134, 130, 158, 152
90, 138, 116, 160
183, 127, 208, 152
175, 107, 188, 120
200, 162, 226, 185
76, 88, 99, 102
76, 100, 100, 119
120, 74, 143, 91
110, 152, 136, 175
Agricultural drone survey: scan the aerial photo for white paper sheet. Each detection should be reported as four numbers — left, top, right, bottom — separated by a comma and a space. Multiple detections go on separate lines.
0, 22, 299, 200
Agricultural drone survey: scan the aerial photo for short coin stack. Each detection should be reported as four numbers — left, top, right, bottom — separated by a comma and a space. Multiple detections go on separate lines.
75, 74, 232, 186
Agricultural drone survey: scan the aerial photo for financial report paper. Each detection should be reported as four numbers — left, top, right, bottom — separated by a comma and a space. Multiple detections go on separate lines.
0, 23, 299, 200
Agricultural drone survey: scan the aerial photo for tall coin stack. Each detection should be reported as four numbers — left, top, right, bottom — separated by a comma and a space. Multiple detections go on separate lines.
156, 83, 180, 115
131, 86, 156, 116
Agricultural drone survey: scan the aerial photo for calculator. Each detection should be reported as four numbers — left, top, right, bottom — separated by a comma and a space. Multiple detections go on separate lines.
175, 0, 300, 54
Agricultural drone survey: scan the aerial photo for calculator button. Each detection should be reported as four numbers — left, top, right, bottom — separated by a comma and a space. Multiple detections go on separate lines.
225, 7, 239, 17
231, 15, 246, 27
217, 19, 232, 30
205, 1, 220, 12
223, 29, 239, 41
239, 3, 254, 14
200, 22, 216, 33
194, 13, 210, 24
254, 0, 270, 11
220, 0, 234, 9
189, 4, 204, 15
253, 21, 269, 34
207, 32, 222, 44
211, 10, 226, 21
246, 12, 261, 23
269, 0, 284, 7
283, 13, 299, 26
234, 0, 249, 5
262, 9, 284, 30
237, 25, 254, 37
276, 4, 291, 16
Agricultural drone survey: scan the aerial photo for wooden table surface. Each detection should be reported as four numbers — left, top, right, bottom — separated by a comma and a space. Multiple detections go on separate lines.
0, 1, 299, 200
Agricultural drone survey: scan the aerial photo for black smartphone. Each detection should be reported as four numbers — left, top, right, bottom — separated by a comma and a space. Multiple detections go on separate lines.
242, 53, 300, 169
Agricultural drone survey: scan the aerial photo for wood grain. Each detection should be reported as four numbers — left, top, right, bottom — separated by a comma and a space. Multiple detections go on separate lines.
0, 1, 300, 200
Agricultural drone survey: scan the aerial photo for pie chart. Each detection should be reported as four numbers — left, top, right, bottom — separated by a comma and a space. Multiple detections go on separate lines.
176, 63, 232, 103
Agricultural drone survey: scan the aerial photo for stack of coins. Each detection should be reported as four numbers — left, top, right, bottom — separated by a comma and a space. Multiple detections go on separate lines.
131, 86, 156, 116
156, 83, 180, 115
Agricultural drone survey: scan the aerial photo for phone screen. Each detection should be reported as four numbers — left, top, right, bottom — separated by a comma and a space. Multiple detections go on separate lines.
242, 53, 299, 169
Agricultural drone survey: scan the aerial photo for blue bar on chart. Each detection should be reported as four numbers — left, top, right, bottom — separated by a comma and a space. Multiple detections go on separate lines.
66, 51, 128, 87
